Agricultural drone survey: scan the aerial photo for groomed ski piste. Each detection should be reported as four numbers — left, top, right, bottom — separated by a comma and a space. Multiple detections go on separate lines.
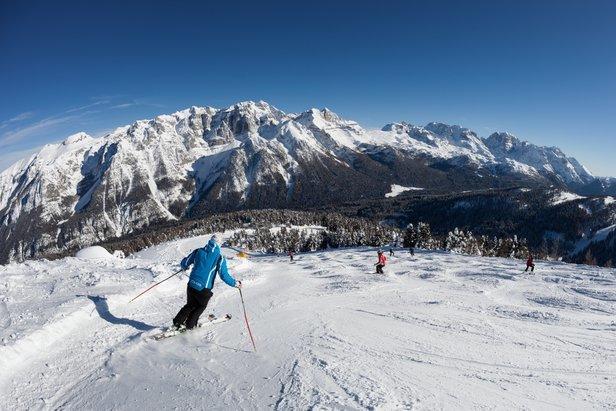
1, 233, 615, 410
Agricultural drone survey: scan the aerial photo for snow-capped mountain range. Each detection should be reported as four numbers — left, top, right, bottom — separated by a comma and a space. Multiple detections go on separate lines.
380, 121, 593, 185
0, 101, 606, 262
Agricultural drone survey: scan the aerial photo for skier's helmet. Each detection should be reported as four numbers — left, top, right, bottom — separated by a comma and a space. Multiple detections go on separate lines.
377, 249, 383, 254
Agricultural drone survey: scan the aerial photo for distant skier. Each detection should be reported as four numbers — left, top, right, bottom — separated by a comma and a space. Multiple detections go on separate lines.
389, 248, 395, 257
409, 240, 416, 256
525, 254, 535, 273
375, 250, 387, 274
173, 235, 241, 330
288, 250, 294, 262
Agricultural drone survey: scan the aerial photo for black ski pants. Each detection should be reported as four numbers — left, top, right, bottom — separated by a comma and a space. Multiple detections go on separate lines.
376, 264, 385, 274
174, 285, 213, 329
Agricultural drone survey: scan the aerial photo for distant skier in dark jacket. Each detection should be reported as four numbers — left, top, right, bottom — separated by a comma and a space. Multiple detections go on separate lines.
389, 248, 395, 257
375, 250, 387, 274
409, 241, 416, 256
288, 250, 294, 262
173, 235, 241, 330
525, 254, 535, 272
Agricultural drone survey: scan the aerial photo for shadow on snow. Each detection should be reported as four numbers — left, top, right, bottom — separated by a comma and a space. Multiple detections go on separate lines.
82, 295, 157, 331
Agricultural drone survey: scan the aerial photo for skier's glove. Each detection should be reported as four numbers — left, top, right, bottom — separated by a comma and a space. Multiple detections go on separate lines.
236, 280, 242, 289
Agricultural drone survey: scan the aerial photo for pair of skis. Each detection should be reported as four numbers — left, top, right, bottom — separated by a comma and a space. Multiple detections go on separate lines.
152, 313, 232, 341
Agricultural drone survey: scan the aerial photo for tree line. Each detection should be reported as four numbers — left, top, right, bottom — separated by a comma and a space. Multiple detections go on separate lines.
44, 208, 531, 263
226, 219, 530, 260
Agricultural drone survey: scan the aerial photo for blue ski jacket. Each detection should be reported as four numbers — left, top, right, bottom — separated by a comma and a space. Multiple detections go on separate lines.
181, 238, 237, 291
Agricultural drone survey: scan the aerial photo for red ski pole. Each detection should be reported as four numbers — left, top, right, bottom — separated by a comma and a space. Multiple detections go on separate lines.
129, 269, 183, 303
238, 287, 256, 352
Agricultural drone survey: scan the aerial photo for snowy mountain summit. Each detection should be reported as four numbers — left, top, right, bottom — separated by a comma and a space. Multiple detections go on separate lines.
0, 101, 603, 262
484, 132, 593, 184
382, 122, 594, 184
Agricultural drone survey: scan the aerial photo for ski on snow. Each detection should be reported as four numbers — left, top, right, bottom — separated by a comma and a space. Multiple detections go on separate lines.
152, 314, 232, 341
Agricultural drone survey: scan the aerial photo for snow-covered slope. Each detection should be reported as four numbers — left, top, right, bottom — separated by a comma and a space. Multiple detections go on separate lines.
385, 184, 424, 198
0, 101, 602, 263
1, 236, 615, 409
551, 190, 587, 205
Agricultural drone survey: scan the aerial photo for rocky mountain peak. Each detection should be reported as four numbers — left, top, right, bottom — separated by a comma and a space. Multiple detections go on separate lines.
381, 122, 413, 133
484, 132, 521, 152
62, 132, 93, 146
424, 122, 466, 138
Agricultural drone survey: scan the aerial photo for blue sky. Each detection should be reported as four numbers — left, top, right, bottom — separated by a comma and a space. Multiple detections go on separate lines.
1, 0, 615, 175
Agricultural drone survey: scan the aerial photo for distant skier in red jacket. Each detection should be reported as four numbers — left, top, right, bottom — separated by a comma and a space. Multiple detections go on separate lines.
525, 254, 535, 272
376, 250, 387, 274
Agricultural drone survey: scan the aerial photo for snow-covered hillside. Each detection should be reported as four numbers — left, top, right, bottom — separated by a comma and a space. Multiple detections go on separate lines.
1, 235, 615, 409
385, 184, 424, 198
0, 100, 603, 263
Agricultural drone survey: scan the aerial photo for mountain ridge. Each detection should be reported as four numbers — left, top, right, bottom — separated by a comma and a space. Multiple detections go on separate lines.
0, 100, 611, 263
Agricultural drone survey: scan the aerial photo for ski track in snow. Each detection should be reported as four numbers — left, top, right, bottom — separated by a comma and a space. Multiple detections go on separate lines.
1, 239, 616, 409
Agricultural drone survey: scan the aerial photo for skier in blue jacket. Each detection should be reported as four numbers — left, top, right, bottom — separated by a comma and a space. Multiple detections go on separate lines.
173, 235, 241, 329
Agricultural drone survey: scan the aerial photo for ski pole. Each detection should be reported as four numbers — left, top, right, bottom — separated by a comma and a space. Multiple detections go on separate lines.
129, 268, 184, 303
238, 287, 257, 352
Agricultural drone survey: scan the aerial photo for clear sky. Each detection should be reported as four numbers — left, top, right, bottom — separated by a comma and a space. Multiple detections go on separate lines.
1, 0, 615, 175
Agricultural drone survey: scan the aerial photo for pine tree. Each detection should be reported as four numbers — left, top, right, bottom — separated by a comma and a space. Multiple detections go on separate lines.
403, 223, 418, 248
416, 222, 433, 249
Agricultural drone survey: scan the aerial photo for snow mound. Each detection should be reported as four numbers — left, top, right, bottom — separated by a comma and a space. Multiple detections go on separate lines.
385, 184, 424, 198
75, 246, 113, 260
